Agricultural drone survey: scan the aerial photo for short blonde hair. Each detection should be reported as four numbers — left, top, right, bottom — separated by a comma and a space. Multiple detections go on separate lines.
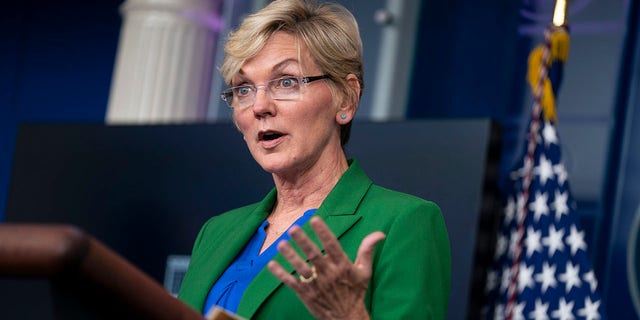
221, 0, 364, 145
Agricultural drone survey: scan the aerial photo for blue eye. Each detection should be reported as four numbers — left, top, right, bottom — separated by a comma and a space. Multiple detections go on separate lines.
234, 86, 253, 97
277, 77, 299, 88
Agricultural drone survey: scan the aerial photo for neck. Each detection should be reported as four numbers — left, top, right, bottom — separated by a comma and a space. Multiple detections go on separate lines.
270, 154, 348, 219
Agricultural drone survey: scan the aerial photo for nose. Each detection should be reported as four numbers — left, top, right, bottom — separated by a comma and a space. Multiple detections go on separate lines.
252, 86, 276, 117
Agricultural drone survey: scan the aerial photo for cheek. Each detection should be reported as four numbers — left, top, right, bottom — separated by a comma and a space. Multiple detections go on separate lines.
233, 112, 251, 133
295, 105, 333, 130
306, 91, 339, 120
299, 109, 339, 138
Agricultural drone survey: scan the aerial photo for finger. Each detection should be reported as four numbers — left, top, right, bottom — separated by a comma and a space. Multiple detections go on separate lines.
277, 239, 315, 278
353, 231, 386, 278
288, 225, 324, 265
309, 216, 349, 263
267, 260, 302, 289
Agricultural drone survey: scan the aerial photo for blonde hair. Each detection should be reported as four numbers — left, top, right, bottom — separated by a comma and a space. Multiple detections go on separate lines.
221, 0, 364, 145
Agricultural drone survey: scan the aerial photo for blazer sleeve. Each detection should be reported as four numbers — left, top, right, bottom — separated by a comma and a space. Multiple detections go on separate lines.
177, 215, 219, 310
369, 201, 451, 319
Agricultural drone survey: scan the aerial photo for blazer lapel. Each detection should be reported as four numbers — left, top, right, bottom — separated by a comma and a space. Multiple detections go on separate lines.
237, 160, 373, 318
187, 190, 276, 311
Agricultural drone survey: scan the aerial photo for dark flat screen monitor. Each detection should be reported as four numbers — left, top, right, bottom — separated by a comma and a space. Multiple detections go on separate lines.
5, 119, 500, 320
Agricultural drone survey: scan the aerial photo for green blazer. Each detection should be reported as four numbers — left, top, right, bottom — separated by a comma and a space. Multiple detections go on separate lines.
178, 160, 450, 319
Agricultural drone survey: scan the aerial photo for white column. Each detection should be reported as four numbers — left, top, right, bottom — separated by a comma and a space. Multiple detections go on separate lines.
106, 0, 220, 124
370, 0, 421, 121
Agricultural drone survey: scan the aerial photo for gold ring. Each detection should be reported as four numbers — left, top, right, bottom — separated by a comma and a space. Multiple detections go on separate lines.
298, 266, 318, 283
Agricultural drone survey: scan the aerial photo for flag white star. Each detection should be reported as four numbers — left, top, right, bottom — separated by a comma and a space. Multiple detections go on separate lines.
500, 266, 511, 292
542, 121, 558, 146
493, 303, 504, 320
518, 262, 535, 293
552, 190, 570, 221
583, 271, 598, 293
495, 234, 507, 258
553, 163, 568, 185
534, 154, 554, 185
543, 225, 565, 256
511, 301, 527, 320
525, 226, 543, 258
529, 191, 550, 222
551, 297, 575, 320
528, 298, 550, 320
535, 261, 557, 294
514, 157, 534, 180
504, 197, 516, 226
566, 224, 587, 255
559, 261, 581, 293
577, 296, 601, 320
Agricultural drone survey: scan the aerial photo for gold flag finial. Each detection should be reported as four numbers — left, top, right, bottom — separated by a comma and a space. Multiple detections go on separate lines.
552, 0, 569, 26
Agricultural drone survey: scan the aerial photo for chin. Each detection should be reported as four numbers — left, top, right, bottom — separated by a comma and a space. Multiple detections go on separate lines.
252, 153, 290, 174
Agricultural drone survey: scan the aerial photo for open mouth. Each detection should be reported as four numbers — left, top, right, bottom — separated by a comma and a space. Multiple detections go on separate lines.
259, 131, 284, 141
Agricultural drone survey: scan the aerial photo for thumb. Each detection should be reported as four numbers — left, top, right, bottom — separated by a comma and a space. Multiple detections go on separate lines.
354, 231, 386, 277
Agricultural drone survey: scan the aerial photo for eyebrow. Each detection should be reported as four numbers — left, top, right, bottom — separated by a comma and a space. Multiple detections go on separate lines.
237, 58, 301, 78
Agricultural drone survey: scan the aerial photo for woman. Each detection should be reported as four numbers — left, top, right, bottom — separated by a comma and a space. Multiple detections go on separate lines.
178, 0, 451, 319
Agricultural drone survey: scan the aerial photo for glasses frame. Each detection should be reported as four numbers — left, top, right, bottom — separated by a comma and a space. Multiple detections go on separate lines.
220, 74, 330, 109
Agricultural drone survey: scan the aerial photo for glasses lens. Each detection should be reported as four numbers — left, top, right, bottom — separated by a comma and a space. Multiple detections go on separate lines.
269, 77, 301, 100
221, 75, 323, 108
221, 85, 255, 108
221, 90, 234, 107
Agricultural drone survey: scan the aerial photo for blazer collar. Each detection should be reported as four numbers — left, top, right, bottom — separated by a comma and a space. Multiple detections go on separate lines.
237, 159, 373, 318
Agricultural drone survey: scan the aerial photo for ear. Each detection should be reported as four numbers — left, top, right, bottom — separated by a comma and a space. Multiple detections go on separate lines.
336, 73, 361, 124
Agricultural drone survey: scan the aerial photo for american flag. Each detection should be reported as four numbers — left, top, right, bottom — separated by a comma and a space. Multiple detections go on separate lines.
484, 25, 605, 320
483, 118, 605, 319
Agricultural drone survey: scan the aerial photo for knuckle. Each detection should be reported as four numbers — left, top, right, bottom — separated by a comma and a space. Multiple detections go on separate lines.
306, 251, 322, 261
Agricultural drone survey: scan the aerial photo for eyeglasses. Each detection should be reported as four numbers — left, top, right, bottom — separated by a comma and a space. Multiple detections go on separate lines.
221, 74, 330, 109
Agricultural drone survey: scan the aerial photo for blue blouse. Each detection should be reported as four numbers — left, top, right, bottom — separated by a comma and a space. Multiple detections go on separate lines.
202, 208, 317, 316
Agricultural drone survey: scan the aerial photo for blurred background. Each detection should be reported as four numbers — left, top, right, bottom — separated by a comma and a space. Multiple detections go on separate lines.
1, 0, 638, 318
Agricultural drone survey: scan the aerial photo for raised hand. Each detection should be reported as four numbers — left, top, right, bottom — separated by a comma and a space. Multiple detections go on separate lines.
267, 216, 386, 320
